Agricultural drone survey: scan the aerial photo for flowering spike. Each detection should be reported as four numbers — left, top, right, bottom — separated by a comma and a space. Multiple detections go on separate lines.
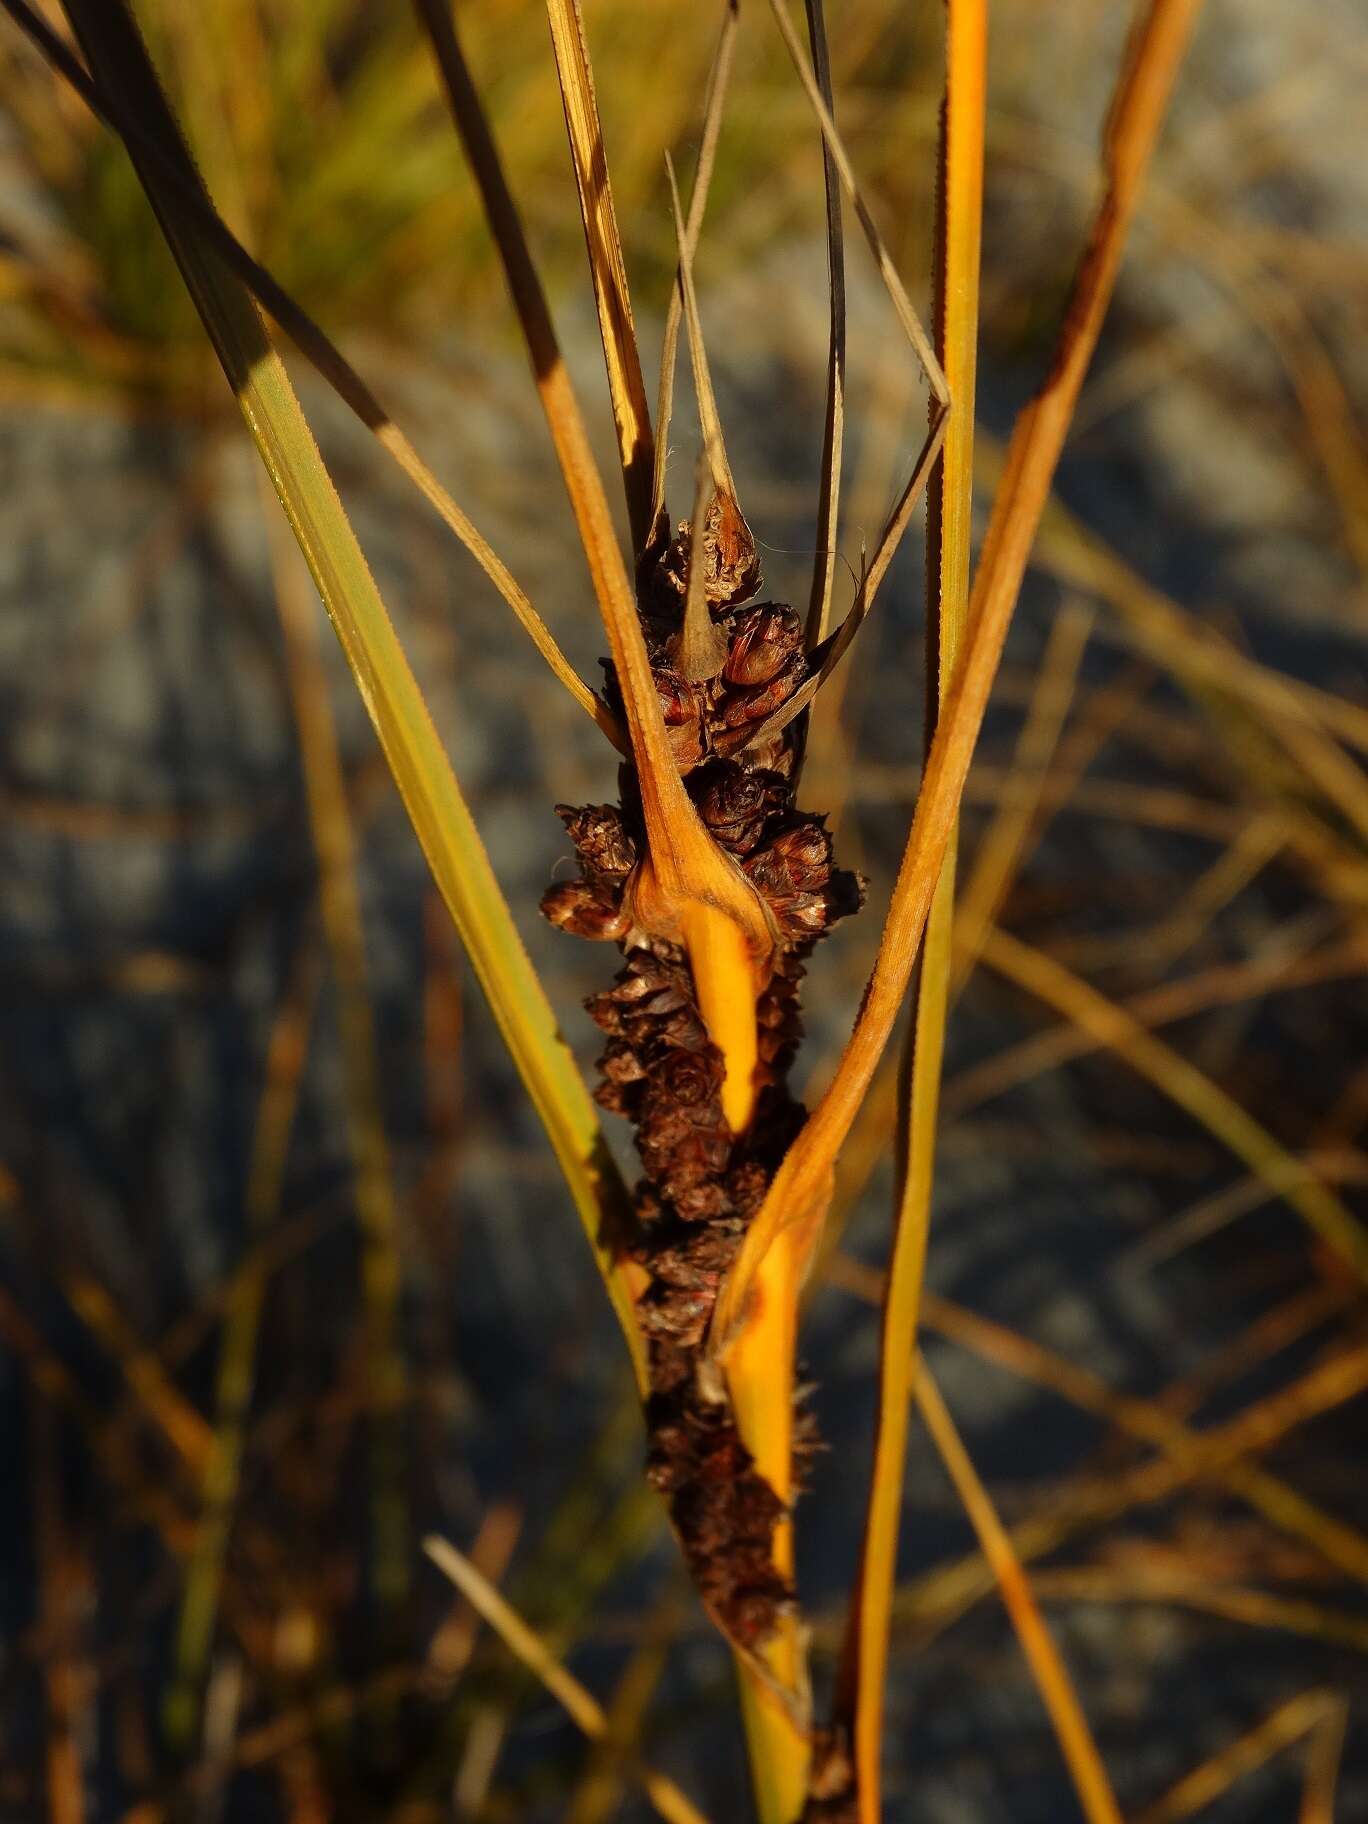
542, 520, 861, 1651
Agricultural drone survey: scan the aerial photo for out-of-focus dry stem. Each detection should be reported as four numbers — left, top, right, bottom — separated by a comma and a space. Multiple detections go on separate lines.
913, 1358, 1124, 1824
980, 925, 1368, 1279
894, 1343, 1368, 1642
1132, 1690, 1340, 1824
167, 939, 320, 1747
1300, 1694, 1349, 1824
424, 1538, 710, 1824
951, 599, 1093, 992
830, 1255, 1368, 1590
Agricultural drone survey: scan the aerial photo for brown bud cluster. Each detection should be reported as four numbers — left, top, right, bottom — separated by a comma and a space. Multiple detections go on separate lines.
541, 508, 863, 1649
609, 511, 811, 777
710, 604, 807, 759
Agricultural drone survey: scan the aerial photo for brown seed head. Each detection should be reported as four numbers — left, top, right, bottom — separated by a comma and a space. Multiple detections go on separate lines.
653, 664, 707, 770
555, 803, 637, 878
744, 819, 831, 896
692, 762, 786, 855
655, 1047, 725, 1111
540, 878, 630, 942
724, 603, 803, 687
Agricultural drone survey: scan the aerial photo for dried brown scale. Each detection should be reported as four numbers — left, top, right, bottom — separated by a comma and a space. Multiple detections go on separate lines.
554, 802, 636, 878
798, 1730, 858, 1824
539, 876, 630, 942
542, 513, 863, 1647
650, 487, 762, 616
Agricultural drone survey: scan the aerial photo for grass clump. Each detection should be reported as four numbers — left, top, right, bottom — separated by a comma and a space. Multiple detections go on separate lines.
3, 1, 1365, 1820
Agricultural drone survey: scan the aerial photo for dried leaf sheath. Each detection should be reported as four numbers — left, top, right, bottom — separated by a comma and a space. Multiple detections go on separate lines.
543, 525, 863, 1651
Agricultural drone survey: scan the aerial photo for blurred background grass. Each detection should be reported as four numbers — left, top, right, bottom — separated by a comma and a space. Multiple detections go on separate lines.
1, 1, 1366, 1820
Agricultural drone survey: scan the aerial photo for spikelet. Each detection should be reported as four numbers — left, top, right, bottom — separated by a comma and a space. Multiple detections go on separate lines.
544, 507, 862, 1646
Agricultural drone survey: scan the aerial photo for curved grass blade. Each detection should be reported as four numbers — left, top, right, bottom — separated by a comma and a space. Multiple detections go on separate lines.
2, 0, 616, 744
545, 0, 656, 556
648, 0, 740, 545
802, 0, 845, 650
56, 0, 647, 1386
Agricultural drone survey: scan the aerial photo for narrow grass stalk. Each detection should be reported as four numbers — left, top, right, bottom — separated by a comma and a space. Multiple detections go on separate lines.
913, 1357, 1124, 1824
545, 0, 656, 553
712, 0, 1207, 1364
802, 0, 845, 650
57, 0, 647, 1386
424, 1537, 710, 1824
836, 7, 983, 1816
649, 0, 739, 541
663, 150, 742, 507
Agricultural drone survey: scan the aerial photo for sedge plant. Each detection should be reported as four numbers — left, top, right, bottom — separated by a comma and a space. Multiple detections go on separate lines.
7, 0, 1207, 1816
